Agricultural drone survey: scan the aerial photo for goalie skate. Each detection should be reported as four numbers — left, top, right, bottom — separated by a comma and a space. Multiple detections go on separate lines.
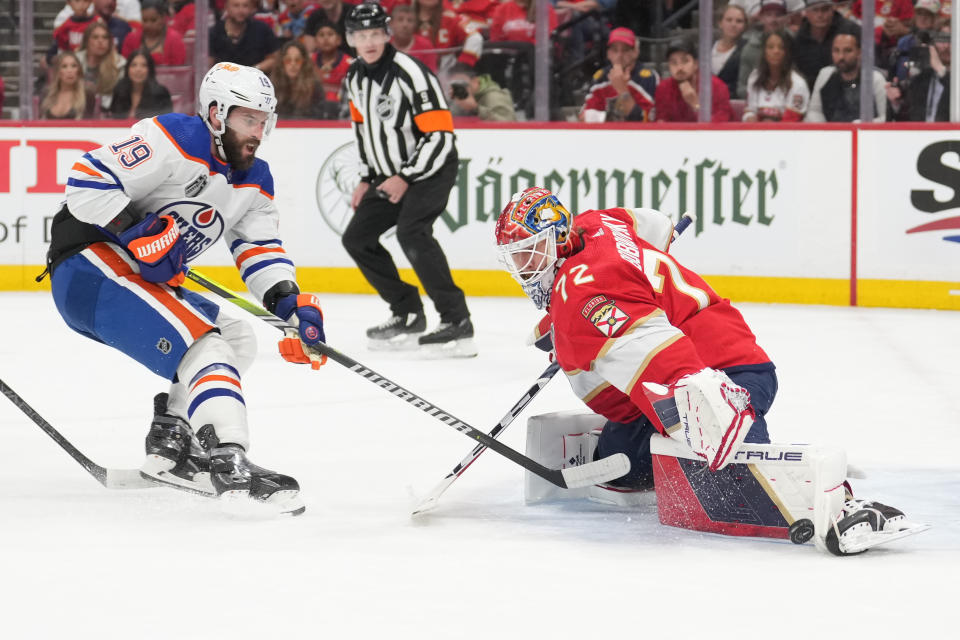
140, 393, 216, 496
820, 499, 931, 556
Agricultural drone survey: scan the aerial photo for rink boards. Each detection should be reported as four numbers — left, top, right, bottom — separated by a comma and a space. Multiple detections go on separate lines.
0, 121, 957, 310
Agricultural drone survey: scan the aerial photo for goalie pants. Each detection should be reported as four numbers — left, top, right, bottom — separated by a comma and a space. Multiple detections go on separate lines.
340, 156, 470, 324
594, 364, 778, 489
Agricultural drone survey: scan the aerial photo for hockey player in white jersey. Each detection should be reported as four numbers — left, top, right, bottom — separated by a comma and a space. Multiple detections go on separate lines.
42, 63, 325, 515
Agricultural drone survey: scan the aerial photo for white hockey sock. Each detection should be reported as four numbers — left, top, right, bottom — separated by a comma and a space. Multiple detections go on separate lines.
175, 333, 250, 450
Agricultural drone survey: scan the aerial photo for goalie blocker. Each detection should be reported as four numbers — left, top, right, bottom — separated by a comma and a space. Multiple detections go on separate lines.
525, 412, 929, 555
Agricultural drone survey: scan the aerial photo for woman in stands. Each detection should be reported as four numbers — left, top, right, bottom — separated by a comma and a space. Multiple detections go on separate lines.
742, 29, 809, 122
109, 50, 174, 119
41, 51, 96, 120
77, 21, 126, 112
712, 3, 748, 99
121, 0, 187, 66
270, 40, 338, 119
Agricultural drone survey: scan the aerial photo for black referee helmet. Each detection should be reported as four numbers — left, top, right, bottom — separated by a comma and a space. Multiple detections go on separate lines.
345, 3, 391, 33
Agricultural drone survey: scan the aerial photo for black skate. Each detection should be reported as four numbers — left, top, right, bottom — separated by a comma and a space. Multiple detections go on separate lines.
417, 318, 478, 358
140, 393, 215, 496
209, 444, 305, 516
366, 311, 426, 351
823, 499, 930, 556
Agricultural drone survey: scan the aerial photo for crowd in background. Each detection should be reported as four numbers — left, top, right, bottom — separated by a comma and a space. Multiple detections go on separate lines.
21, 0, 957, 122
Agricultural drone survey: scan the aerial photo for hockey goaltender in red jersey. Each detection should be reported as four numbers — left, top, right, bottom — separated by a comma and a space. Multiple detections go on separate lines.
494, 186, 929, 555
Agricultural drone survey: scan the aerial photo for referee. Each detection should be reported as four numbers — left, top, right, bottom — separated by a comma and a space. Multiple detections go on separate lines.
341, 3, 475, 358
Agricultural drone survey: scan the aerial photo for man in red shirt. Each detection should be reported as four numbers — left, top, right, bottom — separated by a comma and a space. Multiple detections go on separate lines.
654, 37, 733, 122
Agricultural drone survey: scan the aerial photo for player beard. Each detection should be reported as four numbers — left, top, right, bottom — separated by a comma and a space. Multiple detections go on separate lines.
221, 127, 259, 171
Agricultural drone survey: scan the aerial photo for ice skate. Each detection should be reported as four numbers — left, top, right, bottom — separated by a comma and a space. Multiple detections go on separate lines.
209, 444, 305, 516
822, 499, 930, 556
417, 318, 478, 358
366, 312, 426, 351
140, 393, 216, 496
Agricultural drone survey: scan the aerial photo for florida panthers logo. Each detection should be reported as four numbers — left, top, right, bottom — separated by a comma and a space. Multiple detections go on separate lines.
155, 200, 224, 260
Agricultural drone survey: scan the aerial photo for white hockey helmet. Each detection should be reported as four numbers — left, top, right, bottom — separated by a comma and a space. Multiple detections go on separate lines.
198, 62, 278, 140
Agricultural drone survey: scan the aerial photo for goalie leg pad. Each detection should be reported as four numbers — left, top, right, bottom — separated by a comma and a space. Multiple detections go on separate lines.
651, 434, 847, 542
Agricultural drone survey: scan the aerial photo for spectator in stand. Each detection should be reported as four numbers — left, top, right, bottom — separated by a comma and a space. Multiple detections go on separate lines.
209, 0, 281, 72
109, 50, 174, 118
892, 0, 941, 83
655, 37, 733, 122
391, 4, 438, 72
171, 1, 196, 35
122, 0, 187, 66
887, 22, 951, 121
54, 0, 141, 29
451, 0, 498, 34
793, 0, 859, 90
279, 0, 319, 40
805, 27, 887, 121
850, 0, 913, 69
554, 0, 615, 64
490, 0, 558, 44
312, 18, 354, 101
743, 29, 810, 120
414, 0, 484, 69
253, 0, 282, 36
53, 0, 97, 54
77, 21, 126, 112
447, 62, 517, 121
93, 0, 133, 50
304, 0, 358, 55
580, 27, 658, 122
736, 0, 789, 99
713, 3, 749, 99
41, 51, 96, 119
271, 40, 340, 118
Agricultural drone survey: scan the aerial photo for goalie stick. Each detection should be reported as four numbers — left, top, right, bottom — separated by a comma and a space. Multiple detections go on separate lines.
412, 361, 562, 515
412, 211, 698, 514
185, 269, 630, 490
0, 377, 155, 490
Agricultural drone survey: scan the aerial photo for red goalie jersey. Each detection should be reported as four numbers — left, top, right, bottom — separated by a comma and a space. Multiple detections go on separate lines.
548, 207, 770, 425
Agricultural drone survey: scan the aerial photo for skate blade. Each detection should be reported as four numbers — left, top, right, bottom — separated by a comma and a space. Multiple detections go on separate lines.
218, 489, 306, 517
840, 522, 932, 554
139, 470, 217, 497
418, 337, 478, 359
367, 333, 423, 352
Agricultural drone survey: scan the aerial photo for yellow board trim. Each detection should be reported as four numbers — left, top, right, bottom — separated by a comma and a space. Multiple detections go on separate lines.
5, 266, 959, 311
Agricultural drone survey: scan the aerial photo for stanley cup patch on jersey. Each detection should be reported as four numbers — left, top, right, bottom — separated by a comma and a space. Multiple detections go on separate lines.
581, 296, 630, 338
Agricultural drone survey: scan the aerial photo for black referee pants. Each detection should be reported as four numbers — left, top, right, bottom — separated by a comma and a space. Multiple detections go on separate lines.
341, 157, 469, 324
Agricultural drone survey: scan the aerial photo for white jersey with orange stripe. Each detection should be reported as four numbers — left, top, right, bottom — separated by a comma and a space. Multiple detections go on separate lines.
64, 112, 296, 304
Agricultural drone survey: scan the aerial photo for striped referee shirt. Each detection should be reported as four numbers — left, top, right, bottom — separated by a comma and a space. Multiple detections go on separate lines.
346, 45, 456, 184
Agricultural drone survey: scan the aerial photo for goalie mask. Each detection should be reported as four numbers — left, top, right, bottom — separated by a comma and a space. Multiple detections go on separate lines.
198, 62, 278, 162
494, 187, 576, 310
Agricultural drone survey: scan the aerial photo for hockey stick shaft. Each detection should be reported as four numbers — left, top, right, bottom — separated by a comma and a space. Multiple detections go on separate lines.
0, 378, 152, 490
185, 269, 628, 489
412, 361, 561, 514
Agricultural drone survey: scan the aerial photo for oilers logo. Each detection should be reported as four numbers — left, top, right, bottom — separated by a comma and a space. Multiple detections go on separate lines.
155, 201, 224, 260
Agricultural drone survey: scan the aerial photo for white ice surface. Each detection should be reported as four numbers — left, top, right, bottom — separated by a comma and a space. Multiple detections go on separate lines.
1, 292, 957, 639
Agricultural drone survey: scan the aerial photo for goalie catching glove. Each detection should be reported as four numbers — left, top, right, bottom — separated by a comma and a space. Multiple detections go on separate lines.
118, 213, 187, 287
275, 293, 327, 369
644, 368, 755, 472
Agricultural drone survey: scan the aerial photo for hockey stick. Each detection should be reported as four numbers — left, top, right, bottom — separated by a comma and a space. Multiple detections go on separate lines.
0, 378, 155, 490
412, 361, 561, 515
412, 211, 698, 513
185, 269, 630, 489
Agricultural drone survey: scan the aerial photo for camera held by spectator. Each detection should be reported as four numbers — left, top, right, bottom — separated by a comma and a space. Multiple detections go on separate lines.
446, 63, 517, 122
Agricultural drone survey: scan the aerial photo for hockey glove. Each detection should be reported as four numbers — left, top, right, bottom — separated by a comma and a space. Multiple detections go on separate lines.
118, 213, 187, 287
275, 294, 327, 369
